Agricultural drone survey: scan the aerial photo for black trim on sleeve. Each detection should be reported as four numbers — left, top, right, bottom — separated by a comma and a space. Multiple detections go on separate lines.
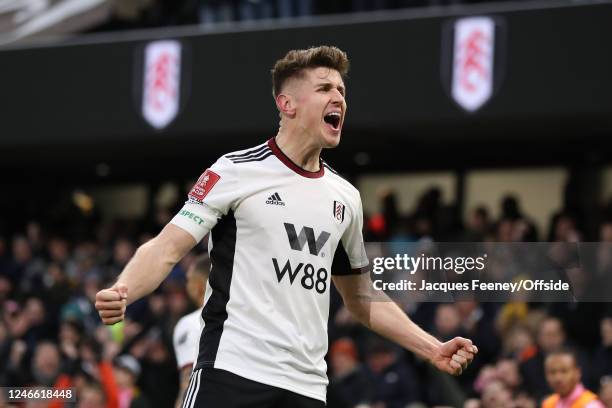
231, 150, 273, 164
331, 241, 367, 276
196, 210, 237, 369
225, 144, 268, 159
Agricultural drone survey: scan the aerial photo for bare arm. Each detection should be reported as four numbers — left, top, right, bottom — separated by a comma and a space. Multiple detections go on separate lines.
332, 273, 477, 375
116, 224, 196, 304
175, 364, 193, 408
96, 224, 197, 324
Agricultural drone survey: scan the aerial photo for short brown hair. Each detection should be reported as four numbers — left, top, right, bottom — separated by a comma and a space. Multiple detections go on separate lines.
271, 46, 349, 97
545, 348, 579, 367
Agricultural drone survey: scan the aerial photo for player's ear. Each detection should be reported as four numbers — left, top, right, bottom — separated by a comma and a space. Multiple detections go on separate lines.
275, 93, 296, 118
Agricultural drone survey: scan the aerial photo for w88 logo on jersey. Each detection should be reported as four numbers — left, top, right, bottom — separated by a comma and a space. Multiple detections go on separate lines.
272, 258, 328, 294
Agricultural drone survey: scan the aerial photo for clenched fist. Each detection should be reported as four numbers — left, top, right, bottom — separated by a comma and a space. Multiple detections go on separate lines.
431, 336, 478, 376
95, 283, 128, 325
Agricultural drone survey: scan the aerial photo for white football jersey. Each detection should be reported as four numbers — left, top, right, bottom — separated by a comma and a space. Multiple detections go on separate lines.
170, 138, 369, 402
173, 307, 204, 369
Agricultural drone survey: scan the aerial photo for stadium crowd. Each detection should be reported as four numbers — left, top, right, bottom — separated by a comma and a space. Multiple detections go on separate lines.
99, 0, 537, 31
1, 186, 612, 408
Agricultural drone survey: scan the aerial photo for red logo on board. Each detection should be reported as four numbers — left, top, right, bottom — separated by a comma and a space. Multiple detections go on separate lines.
459, 29, 489, 93
189, 169, 220, 202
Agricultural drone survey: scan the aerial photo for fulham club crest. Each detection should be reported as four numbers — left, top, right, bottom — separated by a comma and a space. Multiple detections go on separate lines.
441, 16, 506, 113
134, 40, 191, 130
333, 201, 345, 224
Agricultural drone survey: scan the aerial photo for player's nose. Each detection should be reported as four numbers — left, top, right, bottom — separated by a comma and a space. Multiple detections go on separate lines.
330, 93, 344, 107
330, 88, 344, 102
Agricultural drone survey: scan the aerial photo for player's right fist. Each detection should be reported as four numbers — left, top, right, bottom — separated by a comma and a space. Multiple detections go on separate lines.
95, 283, 128, 325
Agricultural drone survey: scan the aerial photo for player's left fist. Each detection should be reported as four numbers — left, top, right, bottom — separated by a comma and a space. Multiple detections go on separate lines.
431, 336, 478, 376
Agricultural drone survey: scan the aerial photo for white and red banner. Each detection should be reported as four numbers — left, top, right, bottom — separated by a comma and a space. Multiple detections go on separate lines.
451, 17, 495, 112
142, 40, 182, 129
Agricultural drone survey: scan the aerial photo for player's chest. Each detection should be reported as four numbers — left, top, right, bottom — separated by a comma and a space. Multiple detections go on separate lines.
234, 181, 350, 242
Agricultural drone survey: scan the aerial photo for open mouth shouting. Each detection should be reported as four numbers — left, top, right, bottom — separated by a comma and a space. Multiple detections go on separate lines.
323, 111, 342, 133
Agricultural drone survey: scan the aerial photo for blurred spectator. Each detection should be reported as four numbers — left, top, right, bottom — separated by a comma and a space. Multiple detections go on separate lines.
366, 189, 401, 241
433, 303, 463, 340
329, 338, 372, 407
413, 187, 442, 239
48, 236, 70, 265
496, 357, 523, 395
455, 301, 500, 382
109, 239, 135, 280
499, 195, 538, 241
32, 341, 62, 386
0, 235, 10, 279
542, 349, 604, 408
26, 221, 44, 256
78, 384, 107, 408
50, 333, 119, 408
497, 218, 516, 242
463, 206, 491, 242
134, 328, 178, 408
238, 0, 275, 21
278, 0, 313, 17
473, 357, 531, 406
548, 213, 581, 243
60, 274, 103, 331
600, 378, 612, 408
481, 380, 513, 408
596, 222, 612, 289
172, 254, 210, 408
601, 222, 612, 242
114, 354, 150, 408
515, 393, 538, 408
44, 262, 73, 319
520, 316, 567, 401
538, 316, 567, 352
591, 317, 612, 387
199, 0, 236, 24
58, 319, 83, 361
11, 235, 46, 293
502, 324, 537, 362
496, 302, 530, 339
366, 339, 422, 407
548, 301, 605, 351
22, 297, 54, 346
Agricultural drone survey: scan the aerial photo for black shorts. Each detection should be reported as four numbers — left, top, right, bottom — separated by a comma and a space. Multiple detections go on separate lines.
181, 368, 326, 408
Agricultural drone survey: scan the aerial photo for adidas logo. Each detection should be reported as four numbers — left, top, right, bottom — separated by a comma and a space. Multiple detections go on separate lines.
266, 192, 285, 206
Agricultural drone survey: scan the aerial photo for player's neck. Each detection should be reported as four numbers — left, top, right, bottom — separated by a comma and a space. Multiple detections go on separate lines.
274, 130, 322, 172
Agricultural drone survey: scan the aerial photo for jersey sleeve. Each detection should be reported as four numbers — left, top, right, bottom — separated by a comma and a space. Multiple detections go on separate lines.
170, 156, 238, 242
172, 317, 195, 369
332, 196, 369, 275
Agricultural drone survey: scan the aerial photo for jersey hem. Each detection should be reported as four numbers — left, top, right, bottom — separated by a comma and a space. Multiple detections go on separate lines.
210, 361, 327, 403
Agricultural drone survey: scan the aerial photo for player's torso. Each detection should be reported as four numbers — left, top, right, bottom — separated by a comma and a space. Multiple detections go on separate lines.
202, 151, 356, 398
